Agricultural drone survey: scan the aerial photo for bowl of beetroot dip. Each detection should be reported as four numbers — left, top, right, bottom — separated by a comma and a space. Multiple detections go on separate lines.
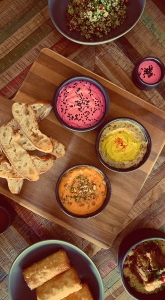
132, 57, 165, 90
53, 76, 110, 132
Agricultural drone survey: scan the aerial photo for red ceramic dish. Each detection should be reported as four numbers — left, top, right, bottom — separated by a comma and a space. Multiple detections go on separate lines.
53, 76, 110, 132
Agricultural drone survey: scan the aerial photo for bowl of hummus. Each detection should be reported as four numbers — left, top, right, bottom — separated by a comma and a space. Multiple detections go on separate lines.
118, 228, 165, 299
55, 164, 111, 218
96, 117, 151, 172
53, 76, 110, 132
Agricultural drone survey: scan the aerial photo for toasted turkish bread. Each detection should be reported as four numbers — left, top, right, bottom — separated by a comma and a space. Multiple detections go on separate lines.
23, 249, 71, 290
0, 147, 20, 179
30, 101, 52, 121
36, 268, 82, 300
7, 118, 35, 151
6, 154, 56, 194
12, 102, 53, 153
7, 178, 24, 194
0, 149, 22, 179
0, 125, 39, 181
8, 101, 53, 151
1, 153, 55, 180
63, 284, 94, 300
0, 159, 23, 179
32, 154, 56, 174
50, 137, 66, 158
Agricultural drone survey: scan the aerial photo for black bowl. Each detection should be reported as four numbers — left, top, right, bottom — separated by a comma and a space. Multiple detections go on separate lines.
96, 117, 151, 172
0, 195, 15, 234
48, 0, 146, 45
118, 228, 165, 299
55, 164, 111, 218
132, 57, 165, 90
53, 76, 110, 132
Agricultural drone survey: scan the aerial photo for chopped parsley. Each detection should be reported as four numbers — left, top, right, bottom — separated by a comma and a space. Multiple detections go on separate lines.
66, 0, 129, 40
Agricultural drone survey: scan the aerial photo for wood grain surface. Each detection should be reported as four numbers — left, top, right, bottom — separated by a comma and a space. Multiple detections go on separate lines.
0, 1, 165, 299
0, 48, 165, 249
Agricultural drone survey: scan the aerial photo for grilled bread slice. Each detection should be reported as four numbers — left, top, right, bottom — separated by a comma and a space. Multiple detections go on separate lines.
12, 102, 53, 153
50, 137, 66, 158
7, 178, 24, 194
6, 154, 56, 193
0, 159, 23, 179
0, 125, 39, 181
8, 101, 53, 151
30, 101, 52, 121
23, 249, 71, 290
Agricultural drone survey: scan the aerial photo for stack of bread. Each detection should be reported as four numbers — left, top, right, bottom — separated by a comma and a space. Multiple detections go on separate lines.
0, 101, 66, 194
23, 249, 94, 300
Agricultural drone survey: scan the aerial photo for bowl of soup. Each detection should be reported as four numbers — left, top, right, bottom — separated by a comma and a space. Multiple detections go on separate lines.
52, 76, 110, 132
55, 164, 111, 218
96, 117, 151, 172
118, 228, 165, 299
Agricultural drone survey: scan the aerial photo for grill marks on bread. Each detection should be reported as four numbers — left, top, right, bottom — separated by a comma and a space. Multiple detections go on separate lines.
0, 125, 39, 181
0, 101, 66, 193
12, 102, 53, 153
6, 154, 56, 194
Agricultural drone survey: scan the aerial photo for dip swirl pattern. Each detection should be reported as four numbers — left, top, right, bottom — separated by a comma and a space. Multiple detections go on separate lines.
99, 120, 148, 169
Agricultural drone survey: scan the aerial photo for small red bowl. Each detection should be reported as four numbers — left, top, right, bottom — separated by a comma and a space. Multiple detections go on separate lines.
132, 57, 165, 90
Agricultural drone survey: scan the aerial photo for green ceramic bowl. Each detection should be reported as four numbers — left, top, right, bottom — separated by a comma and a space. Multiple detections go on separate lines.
8, 240, 104, 300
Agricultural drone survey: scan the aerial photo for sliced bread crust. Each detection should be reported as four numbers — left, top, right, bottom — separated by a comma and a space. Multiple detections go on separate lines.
6, 154, 56, 194
7, 178, 24, 194
12, 102, 53, 153
0, 125, 39, 181
8, 101, 53, 151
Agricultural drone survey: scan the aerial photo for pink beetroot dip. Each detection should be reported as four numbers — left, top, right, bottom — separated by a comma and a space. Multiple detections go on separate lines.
56, 80, 106, 129
138, 60, 162, 84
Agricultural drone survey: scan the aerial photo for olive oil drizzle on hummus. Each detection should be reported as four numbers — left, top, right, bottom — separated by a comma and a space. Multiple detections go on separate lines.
99, 120, 148, 169
101, 128, 142, 162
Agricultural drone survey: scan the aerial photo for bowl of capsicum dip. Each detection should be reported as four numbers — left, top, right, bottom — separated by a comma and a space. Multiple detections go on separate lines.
96, 117, 151, 172
55, 164, 111, 218
53, 76, 110, 132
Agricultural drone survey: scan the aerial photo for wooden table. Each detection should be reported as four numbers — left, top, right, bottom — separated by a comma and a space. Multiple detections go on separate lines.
1, 48, 165, 250
0, 1, 165, 299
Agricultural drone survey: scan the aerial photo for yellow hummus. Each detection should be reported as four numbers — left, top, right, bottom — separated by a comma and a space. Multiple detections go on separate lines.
99, 120, 148, 169
101, 128, 142, 162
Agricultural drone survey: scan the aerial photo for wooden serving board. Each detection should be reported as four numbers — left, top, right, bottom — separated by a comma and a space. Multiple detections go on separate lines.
1, 48, 165, 249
